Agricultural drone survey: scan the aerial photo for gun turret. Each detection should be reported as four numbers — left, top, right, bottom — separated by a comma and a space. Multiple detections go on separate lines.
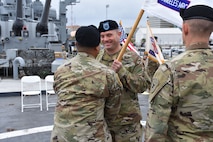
36, 0, 51, 36
12, 0, 24, 36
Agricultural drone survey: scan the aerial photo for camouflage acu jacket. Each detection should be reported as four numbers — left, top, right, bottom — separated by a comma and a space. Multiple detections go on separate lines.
51, 52, 123, 142
145, 43, 213, 142
97, 49, 150, 127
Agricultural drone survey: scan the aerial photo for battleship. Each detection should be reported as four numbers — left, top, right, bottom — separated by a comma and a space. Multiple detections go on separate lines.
0, 0, 79, 79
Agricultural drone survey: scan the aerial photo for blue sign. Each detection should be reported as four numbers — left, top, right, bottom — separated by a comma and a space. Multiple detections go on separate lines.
158, 0, 190, 12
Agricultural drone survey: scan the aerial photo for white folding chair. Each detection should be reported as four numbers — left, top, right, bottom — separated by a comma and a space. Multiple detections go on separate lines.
21, 75, 42, 112
45, 75, 56, 111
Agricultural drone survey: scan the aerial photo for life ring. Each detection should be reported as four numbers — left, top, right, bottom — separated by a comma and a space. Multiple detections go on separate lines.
5, 37, 9, 41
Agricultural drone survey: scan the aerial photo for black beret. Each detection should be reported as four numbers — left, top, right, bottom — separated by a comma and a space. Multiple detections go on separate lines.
98, 20, 119, 32
75, 25, 100, 47
180, 5, 213, 21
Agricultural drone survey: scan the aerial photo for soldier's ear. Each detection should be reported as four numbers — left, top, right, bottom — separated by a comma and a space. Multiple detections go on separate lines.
182, 22, 189, 36
95, 45, 100, 51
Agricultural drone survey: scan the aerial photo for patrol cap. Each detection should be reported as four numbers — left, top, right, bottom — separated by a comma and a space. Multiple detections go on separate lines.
180, 5, 213, 21
98, 20, 119, 32
75, 25, 100, 47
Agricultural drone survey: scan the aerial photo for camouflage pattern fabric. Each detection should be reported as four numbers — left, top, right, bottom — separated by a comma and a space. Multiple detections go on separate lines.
97, 49, 153, 141
110, 123, 143, 142
51, 52, 123, 142
145, 43, 213, 142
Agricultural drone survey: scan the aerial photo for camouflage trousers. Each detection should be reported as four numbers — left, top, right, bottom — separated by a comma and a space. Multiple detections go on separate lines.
51, 125, 112, 142
110, 123, 143, 142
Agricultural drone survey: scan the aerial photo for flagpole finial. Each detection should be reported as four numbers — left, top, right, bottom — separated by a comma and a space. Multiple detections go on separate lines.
119, 20, 122, 26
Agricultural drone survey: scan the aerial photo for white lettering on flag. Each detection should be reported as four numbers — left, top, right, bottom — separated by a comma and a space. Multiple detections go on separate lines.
142, 0, 213, 59
142, 0, 213, 28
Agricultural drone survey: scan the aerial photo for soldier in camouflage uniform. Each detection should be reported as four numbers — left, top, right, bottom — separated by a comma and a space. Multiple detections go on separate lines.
97, 20, 157, 142
145, 5, 213, 142
51, 25, 123, 142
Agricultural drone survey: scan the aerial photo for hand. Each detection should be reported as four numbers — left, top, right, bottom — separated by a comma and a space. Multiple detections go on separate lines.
111, 59, 122, 73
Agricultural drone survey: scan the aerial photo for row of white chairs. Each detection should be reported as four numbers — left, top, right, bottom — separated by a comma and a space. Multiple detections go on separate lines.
21, 75, 56, 112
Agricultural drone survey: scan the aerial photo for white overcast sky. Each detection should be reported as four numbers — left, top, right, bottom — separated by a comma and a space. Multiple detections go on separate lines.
41, 0, 148, 28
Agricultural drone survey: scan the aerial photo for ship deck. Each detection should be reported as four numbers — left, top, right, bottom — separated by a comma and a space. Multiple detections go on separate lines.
0, 77, 148, 142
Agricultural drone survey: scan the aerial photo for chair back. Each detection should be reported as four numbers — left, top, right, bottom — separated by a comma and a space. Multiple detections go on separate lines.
21, 75, 41, 93
45, 75, 54, 83
45, 75, 54, 91
20, 75, 42, 112
45, 75, 56, 110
